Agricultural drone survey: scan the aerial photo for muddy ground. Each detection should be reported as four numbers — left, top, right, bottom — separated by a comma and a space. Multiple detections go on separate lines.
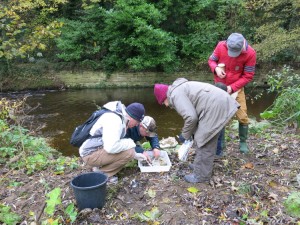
1, 127, 299, 225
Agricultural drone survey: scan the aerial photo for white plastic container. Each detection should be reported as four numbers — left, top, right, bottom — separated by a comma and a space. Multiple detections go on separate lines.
178, 140, 193, 161
138, 150, 172, 173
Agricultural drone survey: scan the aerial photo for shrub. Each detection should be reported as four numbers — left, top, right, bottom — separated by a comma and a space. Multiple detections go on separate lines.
284, 192, 300, 218
260, 66, 300, 128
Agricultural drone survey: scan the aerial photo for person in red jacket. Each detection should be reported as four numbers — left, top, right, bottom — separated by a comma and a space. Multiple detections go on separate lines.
208, 33, 256, 154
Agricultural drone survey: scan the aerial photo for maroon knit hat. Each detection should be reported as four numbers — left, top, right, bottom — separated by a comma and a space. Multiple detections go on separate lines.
154, 84, 169, 105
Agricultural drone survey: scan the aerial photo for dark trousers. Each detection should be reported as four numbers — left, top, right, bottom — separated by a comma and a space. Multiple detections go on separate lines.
216, 128, 225, 155
193, 132, 219, 181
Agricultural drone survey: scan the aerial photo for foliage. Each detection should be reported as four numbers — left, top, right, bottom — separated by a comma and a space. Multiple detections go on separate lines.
0, 97, 26, 120
54, 156, 79, 175
42, 188, 78, 225
0, 118, 55, 173
251, 0, 300, 62
45, 188, 61, 217
265, 65, 300, 91
55, 0, 256, 71
25, 153, 51, 175
124, 159, 138, 168
102, 0, 178, 72
248, 120, 271, 134
0, 0, 66, 61
238, 183, 252, 195
1, 0, 299, 75
56, 0, 179, 72
0, 85, 82, 225
261, 88, 300, 126
175, 0, 251, 61
284, 192, 300, 218
64, 203, 77, 224
260, 66, 300, 128
0, 204, 21, 225
230, 119, 271, 135
133, 207, 161, 223
55, 6, 107, 66
0, 114, 78, 174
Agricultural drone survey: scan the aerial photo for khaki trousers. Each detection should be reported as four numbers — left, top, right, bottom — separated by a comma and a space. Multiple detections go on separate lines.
235, 88, 249, 125
82, 147, 135, 177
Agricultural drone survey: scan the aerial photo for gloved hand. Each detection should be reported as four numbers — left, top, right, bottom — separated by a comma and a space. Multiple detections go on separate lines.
177, 133, 186, 144
134, 153, 147, 162
135, 146, 144, 153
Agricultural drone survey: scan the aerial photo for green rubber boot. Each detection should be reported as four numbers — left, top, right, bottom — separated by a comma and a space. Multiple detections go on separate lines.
239, 124, 249, 154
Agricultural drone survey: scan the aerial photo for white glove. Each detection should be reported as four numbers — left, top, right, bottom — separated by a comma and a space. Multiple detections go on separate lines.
134, 153, 147, 162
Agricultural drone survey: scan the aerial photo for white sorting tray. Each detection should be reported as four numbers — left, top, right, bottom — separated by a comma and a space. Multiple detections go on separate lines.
138, 150, 172, 173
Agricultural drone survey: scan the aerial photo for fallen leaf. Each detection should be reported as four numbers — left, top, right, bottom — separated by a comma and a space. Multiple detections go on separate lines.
242, 162, 254, 169
268, 181, 289, 192
268, 180, 279, 188
145, 189, 156, 198
268, 192, 278, 203
272, 148, 279, 154
162, 198, 171, 203
231, 182, 238, 192
187, 186, 199, 194
223, 159, 229, 166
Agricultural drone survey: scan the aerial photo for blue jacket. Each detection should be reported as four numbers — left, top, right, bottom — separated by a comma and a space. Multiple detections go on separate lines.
125, 126, 160, 150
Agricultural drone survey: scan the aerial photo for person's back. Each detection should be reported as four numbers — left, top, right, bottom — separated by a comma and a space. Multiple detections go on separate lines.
80, 101, 148, 178
79, 101, 127, 157
167, 78, 239, 149
154, 78, 239, 183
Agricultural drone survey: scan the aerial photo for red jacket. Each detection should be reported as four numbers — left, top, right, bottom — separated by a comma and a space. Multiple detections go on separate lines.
208, 41, 256, 92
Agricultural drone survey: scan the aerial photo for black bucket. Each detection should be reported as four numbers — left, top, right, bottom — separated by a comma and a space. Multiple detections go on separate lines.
71, 172, 108, 210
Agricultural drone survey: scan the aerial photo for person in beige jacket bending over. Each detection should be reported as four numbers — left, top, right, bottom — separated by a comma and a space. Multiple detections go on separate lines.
154, 78, 239, 183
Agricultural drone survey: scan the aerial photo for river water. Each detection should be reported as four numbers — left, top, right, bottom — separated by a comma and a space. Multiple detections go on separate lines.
24, 88, 275, 156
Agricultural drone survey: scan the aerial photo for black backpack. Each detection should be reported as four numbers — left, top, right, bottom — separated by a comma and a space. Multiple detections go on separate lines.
70, 108, 120, 147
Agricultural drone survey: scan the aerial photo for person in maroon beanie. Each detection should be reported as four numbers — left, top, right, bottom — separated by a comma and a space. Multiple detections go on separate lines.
154, 78, 239, 183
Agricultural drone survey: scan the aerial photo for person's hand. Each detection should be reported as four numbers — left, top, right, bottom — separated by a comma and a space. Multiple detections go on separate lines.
227, 86, 233, 94
134, 153, 147, 162
142, 151, 152, 163
177, 133, 186, 144
153, 148, 160, 158
215, 67, 226, 79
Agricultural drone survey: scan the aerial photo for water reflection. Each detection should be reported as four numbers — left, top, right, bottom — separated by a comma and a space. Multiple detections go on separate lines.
25, 88, 275, 156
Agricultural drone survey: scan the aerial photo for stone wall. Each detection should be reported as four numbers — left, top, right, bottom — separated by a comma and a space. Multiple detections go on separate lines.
56, 71, 263, 88
57, 70, 264, 88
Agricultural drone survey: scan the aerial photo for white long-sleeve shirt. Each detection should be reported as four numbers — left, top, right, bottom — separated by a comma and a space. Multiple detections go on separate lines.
79, 101, 136, 157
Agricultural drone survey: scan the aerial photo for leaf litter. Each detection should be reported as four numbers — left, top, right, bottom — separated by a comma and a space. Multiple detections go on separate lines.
0, 127, 299, 224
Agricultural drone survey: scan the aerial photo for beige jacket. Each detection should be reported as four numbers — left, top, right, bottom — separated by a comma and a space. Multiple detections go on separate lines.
167, 78, 239, 148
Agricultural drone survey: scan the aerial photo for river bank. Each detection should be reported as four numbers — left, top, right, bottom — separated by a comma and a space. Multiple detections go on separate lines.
1, 125, 299, 224
0, 92, 299, 224
0, 62, 280, 92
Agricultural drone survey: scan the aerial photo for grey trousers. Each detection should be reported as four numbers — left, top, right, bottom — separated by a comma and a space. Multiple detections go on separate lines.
193, 132, 219, 181
82, 147, 135, 177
